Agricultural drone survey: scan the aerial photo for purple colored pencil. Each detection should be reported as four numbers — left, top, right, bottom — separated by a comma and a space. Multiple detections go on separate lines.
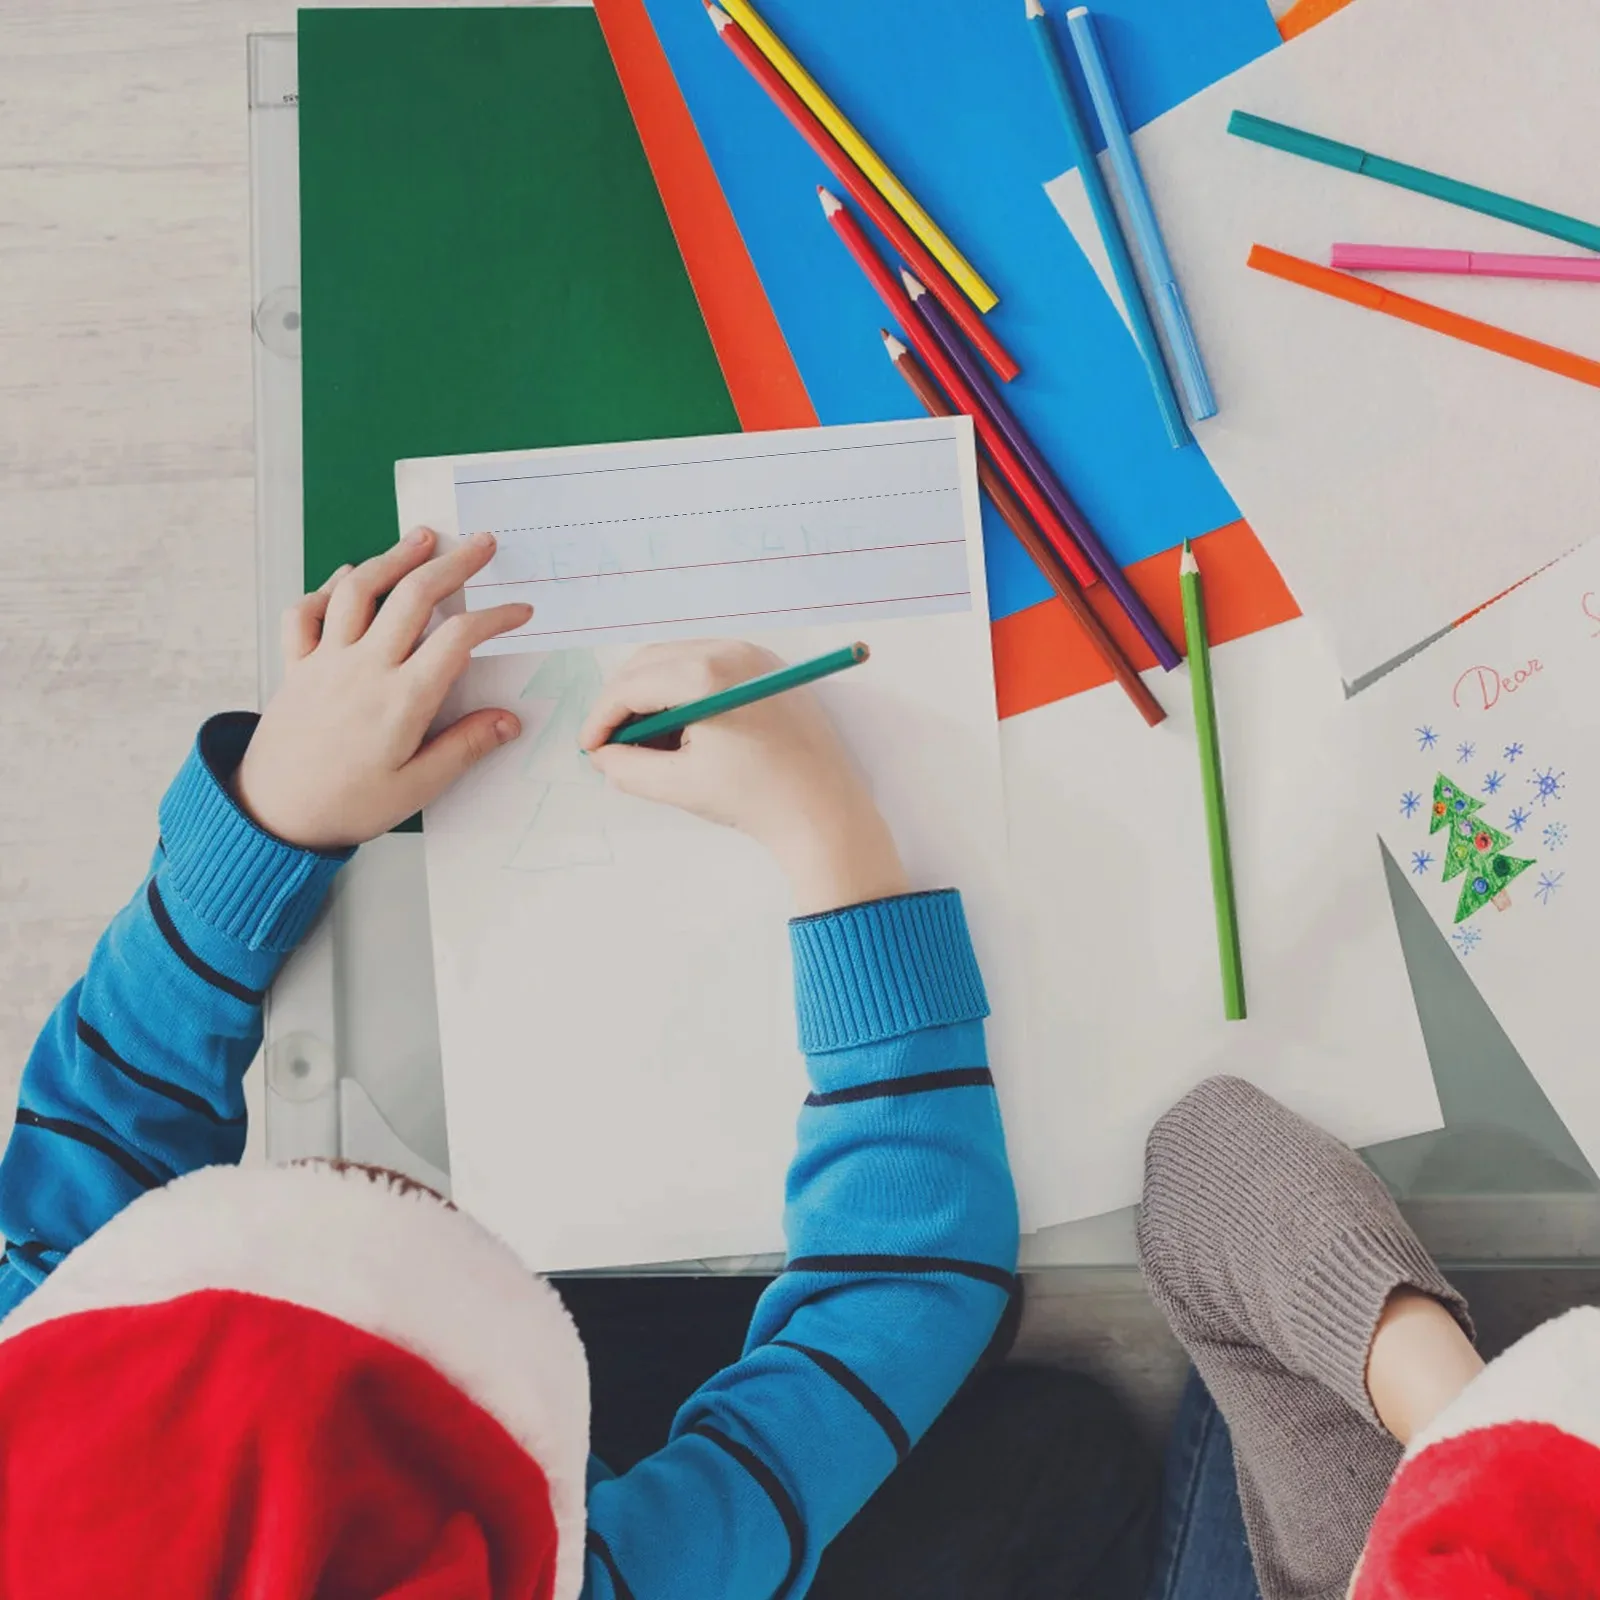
900, 269, 1182, 671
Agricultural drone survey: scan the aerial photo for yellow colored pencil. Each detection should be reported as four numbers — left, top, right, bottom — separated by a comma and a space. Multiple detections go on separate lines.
713, 0, 999, 313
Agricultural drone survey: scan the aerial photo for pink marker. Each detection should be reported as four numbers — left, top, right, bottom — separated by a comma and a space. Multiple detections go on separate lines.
1331, 243, 1600, 282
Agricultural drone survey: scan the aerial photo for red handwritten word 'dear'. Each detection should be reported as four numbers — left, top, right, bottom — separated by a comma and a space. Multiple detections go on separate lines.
1452, 661, 1543, 711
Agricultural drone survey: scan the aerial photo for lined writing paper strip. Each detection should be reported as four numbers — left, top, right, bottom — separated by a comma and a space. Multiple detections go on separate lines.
453, 418, 976, 653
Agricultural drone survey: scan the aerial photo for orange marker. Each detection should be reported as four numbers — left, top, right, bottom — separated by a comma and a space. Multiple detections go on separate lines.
1248, 245, 1600, 390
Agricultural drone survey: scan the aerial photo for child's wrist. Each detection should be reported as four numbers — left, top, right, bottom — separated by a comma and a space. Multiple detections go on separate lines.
772, 805, 908, 916
1365, 1288, 1483, 1444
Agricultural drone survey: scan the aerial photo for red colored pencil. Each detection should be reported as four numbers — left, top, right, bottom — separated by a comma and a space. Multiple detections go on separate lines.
820, 189, 1098, 590
708, 3, 1020, 383
902, 269, 1180, 671
885, 334, 1165, 727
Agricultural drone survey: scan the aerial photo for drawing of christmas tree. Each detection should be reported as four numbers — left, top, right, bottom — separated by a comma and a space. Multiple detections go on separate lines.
506, 651, 612, 872
1428, 773, 1535, 923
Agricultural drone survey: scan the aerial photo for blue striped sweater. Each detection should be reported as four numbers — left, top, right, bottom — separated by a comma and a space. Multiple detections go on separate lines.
0, 714, 1019, 1599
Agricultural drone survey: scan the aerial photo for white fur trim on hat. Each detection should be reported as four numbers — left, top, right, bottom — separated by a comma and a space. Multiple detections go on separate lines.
1406, 1305, 1600, 1461
0, 1162, 591, 1600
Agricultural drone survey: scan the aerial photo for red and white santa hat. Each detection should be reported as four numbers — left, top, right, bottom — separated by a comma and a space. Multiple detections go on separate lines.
1354, 1305, 1600, 1598
0, 1161, 590, 1600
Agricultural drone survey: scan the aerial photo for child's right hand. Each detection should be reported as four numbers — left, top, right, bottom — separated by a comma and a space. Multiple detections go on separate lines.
581, 640, 909, 915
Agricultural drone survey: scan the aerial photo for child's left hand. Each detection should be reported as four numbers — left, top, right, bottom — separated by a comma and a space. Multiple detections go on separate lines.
230, 528, 532, 850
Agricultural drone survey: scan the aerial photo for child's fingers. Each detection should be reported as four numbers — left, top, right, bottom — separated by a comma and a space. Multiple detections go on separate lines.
322, 527, 437, 646
364, 533, 502, 662
404, 603, 534, 701
281, 564, 351, 662
398, 707, 522, 813
585, 742, 691, 806
578, 653, 724, 750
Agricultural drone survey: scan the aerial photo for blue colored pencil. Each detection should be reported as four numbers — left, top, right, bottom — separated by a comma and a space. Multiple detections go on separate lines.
1066, 6, 1217, 423
1025, 0, 1189, 450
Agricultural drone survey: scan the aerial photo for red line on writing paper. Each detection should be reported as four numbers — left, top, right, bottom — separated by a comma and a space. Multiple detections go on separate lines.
495, 591, 970, 640
455, 435, 948, 488
464, 539, 967, 590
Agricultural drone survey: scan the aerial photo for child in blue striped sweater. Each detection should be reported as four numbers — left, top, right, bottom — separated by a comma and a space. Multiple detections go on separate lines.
0, 528, 1154, 1599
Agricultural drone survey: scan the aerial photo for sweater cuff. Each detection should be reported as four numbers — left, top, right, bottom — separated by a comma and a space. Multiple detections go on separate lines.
156, 713, 354, 955
1285, 1219, 1475, 1427
789, 889, 989, 1055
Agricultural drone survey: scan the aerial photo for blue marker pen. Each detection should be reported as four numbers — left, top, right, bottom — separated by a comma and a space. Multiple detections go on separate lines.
1065, 6, 1217, 421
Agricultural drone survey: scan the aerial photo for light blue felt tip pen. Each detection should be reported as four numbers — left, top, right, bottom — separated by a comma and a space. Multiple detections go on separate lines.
1065, 6, 1216, 422
1025, 0, 1189, 450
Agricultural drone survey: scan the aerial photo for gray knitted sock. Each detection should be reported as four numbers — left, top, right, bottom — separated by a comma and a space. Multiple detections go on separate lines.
1138, 1076, 1472, 1600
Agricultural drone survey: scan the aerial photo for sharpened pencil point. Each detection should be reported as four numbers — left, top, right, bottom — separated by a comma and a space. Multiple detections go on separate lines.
706, 2, 732, 30
882, 331, 908, 360
900, 269, 926, 298
818, 187, 842, 217
851, 642, 871, 662
1025, 0, 1045, 17
1179, 540, 1199, 576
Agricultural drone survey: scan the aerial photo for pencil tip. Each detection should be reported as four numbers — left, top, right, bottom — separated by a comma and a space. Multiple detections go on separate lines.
1179, 541, 1199, 575
899, 269, 925, 297
818, 187, 842, 215
881, 331, 907, 359
706, 2, 731, 28
1024, 0, 1045, 16
853, 642, 871, 662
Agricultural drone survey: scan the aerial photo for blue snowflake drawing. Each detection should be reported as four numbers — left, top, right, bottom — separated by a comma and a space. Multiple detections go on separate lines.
1481, 770, 1505, 796
1400, 791, 1422, 819
1409, 849, 1434, 876
1535, 870, 1566, 906
1504, 742, 1525, 763
1417, 725, 1438, 752
1543, 821, 1569, 851
1530, 767, 1566, 807
1456, 740, 1476, 765
1507, 805, 1532, 834
1451, 925, 1483, 957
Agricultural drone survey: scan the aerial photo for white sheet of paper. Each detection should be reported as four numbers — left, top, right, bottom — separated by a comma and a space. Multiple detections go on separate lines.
1003, 617, 1441, 1223
399, 419, 1026, 1271
1042, 170, 1137, 339
454, 424, 973, 653
1354, 538, 1600, 1174
1111, 0, 1600, 682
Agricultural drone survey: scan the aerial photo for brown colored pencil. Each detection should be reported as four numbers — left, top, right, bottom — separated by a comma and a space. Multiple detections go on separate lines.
884, 333, 1166, 728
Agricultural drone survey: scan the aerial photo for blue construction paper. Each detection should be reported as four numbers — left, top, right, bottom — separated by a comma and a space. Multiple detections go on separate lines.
640, 0, 1279, 620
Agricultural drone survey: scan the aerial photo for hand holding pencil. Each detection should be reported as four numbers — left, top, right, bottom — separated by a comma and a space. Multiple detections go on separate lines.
582, 638, 908, 914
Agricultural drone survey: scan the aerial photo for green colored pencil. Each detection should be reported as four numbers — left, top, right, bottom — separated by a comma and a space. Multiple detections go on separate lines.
607, 642, 869, 746
1179, 544, 1246, 1021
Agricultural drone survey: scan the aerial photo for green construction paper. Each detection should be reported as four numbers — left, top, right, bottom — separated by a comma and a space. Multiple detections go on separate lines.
297, 7, 739, 590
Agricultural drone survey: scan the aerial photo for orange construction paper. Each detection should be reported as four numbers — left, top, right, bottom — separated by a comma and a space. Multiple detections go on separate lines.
992, 520, 1301, 720
593, 0, 817, 431
1277, 0, 1359, 42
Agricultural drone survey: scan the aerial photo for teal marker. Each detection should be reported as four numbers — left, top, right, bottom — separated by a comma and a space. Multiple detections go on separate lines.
1229, 111, 1600, 254
607, 642, 869, 746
